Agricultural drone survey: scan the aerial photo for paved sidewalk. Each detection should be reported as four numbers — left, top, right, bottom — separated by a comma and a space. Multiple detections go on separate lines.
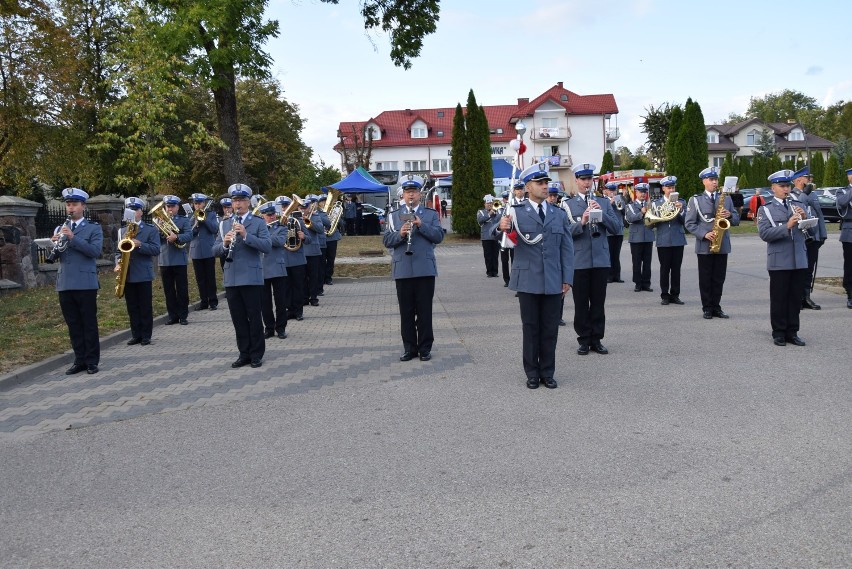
1, 235, 849, 568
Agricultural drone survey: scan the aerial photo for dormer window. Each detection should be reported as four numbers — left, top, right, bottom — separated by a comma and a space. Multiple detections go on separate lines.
746, 129, 760, 146
365, 124, 381, 141
411, 127, 427, 138
560, 94, 568, 101
788, 129, 804, 141
707, 131, 719, 144
437, 111, 444, 118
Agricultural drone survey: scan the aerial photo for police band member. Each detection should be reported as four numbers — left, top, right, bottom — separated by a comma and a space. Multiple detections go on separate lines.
158, 195, 193, 325
117, 197, 161, 346
218, 197, 233, 269
273, 196, 309, 322
259, 201, 288, 340
563, 163, 621, 356
684, 166, 740, 319
499, 189, 512, 286
315, 194, 332, 295
53, 188, 104, 375
477, 195, 500, 277
654, 176, 687, 305
212, 183, 272, 368
497, 163, 573, 389
321, 194, 342, 287
624, 183, 655, 292
838, 168, 852, 308
301, 195, 324, 307
602, 182, 625, 283
757, 170, 811, 346
383, 176, 444, 362
189, 193, 219, 311
790, 167, 827, 310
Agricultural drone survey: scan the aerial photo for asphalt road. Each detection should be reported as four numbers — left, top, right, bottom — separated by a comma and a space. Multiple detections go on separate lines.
1, 233, 849, 568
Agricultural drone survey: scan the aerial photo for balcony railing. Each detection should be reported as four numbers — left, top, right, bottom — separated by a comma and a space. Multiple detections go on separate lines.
535, 127, 571, 140
537, 155, 573, 168
606, 128, 620, 142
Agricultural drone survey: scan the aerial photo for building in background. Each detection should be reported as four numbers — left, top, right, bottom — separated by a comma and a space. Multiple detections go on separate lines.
706, 119, 835, 169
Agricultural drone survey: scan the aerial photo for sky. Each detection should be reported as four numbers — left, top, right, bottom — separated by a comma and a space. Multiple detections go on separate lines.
264, 0, 851, 167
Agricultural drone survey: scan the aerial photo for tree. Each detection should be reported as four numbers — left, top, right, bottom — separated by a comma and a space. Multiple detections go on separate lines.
744, 90, 820, 126
823, 153, 845, 186
669, 98, 707, 198
449, 103, 467, 209
640, 103, 672, 169
451, 90, 489, 237
599, 150, 614, 175
831, 135, 851, 167
753, 129, 777, 159
337, 124, 374, 174
664, 105, 683, 176
810, 151, 825, 186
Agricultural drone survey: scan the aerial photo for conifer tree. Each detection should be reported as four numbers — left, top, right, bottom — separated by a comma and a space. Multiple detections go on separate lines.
450, 90, 491, 237
810, 151, 825, 185
450, 102, 470, 234
665, 105, 683, 177
823, 153, 845, 186
599, 150, 615, 175
668, 98, 707, 198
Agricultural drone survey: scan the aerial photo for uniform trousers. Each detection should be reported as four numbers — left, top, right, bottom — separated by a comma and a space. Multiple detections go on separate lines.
225, 285, 265, 361
160, 265, 189, 320
571, 267, 609, 345
630, 241, 653, 287
59, 289, 100, 366
304, 254, 322, 302
657, 246, 684, 300
482, 240, 499, 276
344, 218, 356, 236
696, 254, 728, 311
517, 292, 562, 380
124, 280, 153, 341
500, 248, 512, 284
769, 269, 808, 340
286, 263, 306, 317
395, 276, 435, 355
804, 240, 823, 293
325, 240, 338, 283
192, 257, 218, 308
262, 276, 288, 334
844, 242, 852, 292
607, 234, 623, 281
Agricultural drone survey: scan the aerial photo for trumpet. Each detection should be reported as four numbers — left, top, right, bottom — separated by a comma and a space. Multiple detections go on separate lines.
150, 201, 186, 249
791, 203, 816, 243
293, 194, 315, 229
586, 195, 602, 238
46, 215, 72, 262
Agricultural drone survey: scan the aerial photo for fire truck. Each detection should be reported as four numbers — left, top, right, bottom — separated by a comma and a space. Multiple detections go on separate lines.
598, 169, 667, 199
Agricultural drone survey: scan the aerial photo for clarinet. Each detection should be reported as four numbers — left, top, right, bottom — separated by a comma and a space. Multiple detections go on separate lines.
46, 215, 72, 262
225, 218, 242, 262
404, 198, 416, 256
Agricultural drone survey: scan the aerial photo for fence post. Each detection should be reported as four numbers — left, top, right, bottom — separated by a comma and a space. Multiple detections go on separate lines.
86, 195, 125, 259
0, 196, 42, 290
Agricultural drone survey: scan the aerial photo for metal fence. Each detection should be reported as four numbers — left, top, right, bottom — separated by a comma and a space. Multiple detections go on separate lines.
35, 204, 153, 238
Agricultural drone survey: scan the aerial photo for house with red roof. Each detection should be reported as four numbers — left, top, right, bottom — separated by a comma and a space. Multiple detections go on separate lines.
334, 82, 619, 194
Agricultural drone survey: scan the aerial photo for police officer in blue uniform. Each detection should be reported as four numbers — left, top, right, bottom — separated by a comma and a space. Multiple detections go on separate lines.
602, 182, 625, 283
320, 193, 343, 286
218, 197, 233, 269
564, 163, 622, 355
189, 193, 219, 311
275, 196, 309, 321
499, 189, 513, 286
624, 183, 655, 292
653, 176, 687, 305
213, 183, 272, 368
383, 176, 444, 362
496, 163, 574, 389
838, 168, 852, 308
684, 167, 740, 319
158, 195, 193, 325
117, 197, 161, 346
790, 167, 827, 309
301, 196, 324, 306
53, 188, 103, 375
259, 201, 288, 339
757, 170, 811, 346
314, 194, 332, 295
477, 195, 500, 277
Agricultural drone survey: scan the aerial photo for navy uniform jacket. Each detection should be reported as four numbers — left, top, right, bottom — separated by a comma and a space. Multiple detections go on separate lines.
684, 192, 741, 254
563, 194, 621, 269
605, 196, 626, 236
652, 198, 687, 247
838, 184, 852, 243
477, 208, 499, 241
55, 219, 103, 292
791, 188, 827, 242
284, 218, 309, 267
624, 200, 656, 243
189, 214, 219, 260
212, 213, 272, 287
382, 204, 444, 279
159, 215, 192, 266
503, 201, 574, 294
316, 211, 331, 248
757, 199, 809, 270
262, 222, 288, 279
115, 222, 161, 283
302, 213, 323, 257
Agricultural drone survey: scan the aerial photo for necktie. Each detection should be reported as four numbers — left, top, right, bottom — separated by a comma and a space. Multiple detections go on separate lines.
538, 204, 546, 222
782, 198, 789, 211
71, 222, 77, 231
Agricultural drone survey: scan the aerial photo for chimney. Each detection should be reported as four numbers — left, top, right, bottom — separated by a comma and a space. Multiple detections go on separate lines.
557, 81, 563, 88
405, 108, 412, 115
786, 118, 796, 124
518, 98, 529, 106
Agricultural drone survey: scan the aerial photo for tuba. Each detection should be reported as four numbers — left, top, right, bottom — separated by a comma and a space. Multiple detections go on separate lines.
149, 200, 186, 248
115, 221, 139, 298
324, 188, 344, 236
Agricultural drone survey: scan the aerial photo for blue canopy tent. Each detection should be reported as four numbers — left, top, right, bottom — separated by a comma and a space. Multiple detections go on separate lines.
323, 166, 389, 194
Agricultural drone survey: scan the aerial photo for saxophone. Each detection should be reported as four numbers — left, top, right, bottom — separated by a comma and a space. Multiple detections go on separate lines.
115, 221, 139, 298
709, 192, 731, 254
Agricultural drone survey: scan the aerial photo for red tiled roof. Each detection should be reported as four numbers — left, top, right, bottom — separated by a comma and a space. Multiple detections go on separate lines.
512, 84, 618, 119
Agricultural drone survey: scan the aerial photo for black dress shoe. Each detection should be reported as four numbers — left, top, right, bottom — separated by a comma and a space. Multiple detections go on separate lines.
670, 297, 684, 305
559, 319, 566, 326
802, 296, 821, 310
847, 298, 852, 309
641, 286, 654, 292
591, 342, 609, 355
141, 339, 151, 346
250, 360, 263, 368
196, 305, 208, 311
399, 352, 416, 362
127, 337, 142, 345
209, 305, 217, 311
310, 300, 319, 306
606, 278, 614, 283
165, 318, 178, 325
660, 298, 670, 305
325, 279, 333, 286
318, 291, 324, 296
712, 309, 729, 319
634, 285, 641, 292
786, 336, 806, 346
526, 377, 540, 389
65, 363, 87, 375
614, 279, 625, 283
703, 310, 713, 319
296, 315, 304, 321
277, 332, 288, 339
179, 318, 188, 325
231, 358, 250, 368
264, 330, 274, 339
87, 365, 99, 374
542, 377, 557, 389
577, 344, 590, 355
503, 282, 509, 287
419, 352, 432, 361
773, 338, 787, 347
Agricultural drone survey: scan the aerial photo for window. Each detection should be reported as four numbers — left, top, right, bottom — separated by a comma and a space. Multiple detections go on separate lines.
712, 157, 725, 168
374, 161, 397, 171
411, 127, 427, 138
432, 159, 451, 172
437, 111, 444, 118
550, 146, 560, 156
560, 94, 568, 101
788, 129, 804, 141
437, 131, 444, 138
746, 129, 759, 146
707, 131, 719, 143
496, 128, 503, 134
541, 118, 557, 129
404, 160, 427, 171
784, 155, 797, 163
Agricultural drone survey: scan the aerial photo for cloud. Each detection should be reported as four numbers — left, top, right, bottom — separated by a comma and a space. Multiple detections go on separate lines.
805, 66, 823, 76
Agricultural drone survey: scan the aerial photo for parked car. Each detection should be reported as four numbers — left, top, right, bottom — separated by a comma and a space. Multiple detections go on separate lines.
361, 203, 385, 235
812, 187, 842, 199
817, 194, 843, 223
